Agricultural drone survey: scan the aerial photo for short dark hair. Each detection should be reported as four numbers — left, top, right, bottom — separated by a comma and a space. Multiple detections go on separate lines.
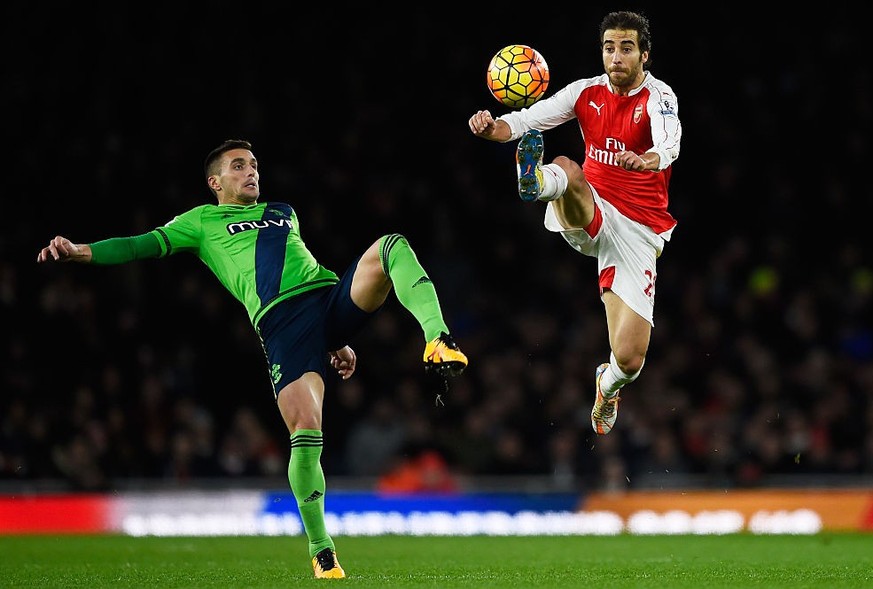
204, 139, 252, 180
599, 11, 652, 68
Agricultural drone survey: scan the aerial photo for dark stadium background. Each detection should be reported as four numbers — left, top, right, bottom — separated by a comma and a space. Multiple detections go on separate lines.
3, 6, 869, 492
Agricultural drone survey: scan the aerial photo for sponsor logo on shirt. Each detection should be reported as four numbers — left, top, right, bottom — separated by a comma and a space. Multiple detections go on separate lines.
226, 218, 294, 235
589, 137, 627, 167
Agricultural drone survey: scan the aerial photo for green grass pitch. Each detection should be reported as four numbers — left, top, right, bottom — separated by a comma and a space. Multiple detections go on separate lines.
1, 533, 871, 588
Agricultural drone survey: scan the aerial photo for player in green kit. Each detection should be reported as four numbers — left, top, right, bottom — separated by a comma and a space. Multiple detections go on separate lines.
36, 139, 468, 579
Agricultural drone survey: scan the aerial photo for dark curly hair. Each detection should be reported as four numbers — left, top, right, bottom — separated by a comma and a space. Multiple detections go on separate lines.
599, 11, 652, 69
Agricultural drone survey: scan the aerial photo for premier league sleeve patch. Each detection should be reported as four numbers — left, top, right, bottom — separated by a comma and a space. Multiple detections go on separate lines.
658, 98, 676, 116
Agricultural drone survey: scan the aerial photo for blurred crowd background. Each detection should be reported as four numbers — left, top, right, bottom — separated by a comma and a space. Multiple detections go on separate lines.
3, 6, 871, 493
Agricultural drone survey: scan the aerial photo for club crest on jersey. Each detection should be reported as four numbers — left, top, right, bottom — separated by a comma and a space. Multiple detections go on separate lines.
226, 218, 294, 235
633, 104, 644, 124
266, 206, 290, 219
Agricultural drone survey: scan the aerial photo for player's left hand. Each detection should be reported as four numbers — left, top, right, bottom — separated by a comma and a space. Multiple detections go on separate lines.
615, 150, 650, 171
329, 346, 356, 380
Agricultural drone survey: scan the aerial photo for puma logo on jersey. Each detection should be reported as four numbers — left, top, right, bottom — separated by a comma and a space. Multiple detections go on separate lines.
589, 101, 604, 114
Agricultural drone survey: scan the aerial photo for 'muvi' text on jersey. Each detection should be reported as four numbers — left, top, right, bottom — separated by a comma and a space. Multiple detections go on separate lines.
500, 71, 681, 235
150, 202, 339, 326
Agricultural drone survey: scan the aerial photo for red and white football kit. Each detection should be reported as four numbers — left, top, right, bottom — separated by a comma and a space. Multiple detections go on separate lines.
498, 71, 682, 325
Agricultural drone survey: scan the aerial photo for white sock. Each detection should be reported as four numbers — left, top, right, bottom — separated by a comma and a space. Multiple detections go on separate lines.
599, 352, 643, 398
537, 164, 568, 202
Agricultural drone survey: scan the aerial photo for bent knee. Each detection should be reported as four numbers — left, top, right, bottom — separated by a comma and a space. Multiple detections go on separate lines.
612, 349, 646, 375
553, 156, 585, 182
381, 233, 408, 248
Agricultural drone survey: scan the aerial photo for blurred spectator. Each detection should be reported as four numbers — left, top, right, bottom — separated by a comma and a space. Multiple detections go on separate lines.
377, 449, 459, 494
343, 398, 407, 477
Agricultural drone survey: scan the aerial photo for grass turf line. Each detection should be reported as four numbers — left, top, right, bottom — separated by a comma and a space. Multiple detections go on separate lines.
1, 533, 871, 588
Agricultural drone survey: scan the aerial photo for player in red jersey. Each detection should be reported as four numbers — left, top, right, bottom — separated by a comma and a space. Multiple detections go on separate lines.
468, 11, 682, 435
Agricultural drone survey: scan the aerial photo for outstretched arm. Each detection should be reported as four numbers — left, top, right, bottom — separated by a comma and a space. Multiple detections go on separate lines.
37, 233, 162, 265
468, 110, 513, 142
37, 236, 92, 263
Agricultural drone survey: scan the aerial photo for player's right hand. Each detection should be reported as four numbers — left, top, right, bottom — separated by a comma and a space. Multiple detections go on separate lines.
468, 110, 497, 137
36, 236, 89, 263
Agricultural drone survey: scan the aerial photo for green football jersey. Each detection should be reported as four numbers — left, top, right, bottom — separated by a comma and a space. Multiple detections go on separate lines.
151, 202, 339, 326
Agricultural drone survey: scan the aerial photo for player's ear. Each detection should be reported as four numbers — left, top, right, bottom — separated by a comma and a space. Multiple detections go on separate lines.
207, 175, 221, 191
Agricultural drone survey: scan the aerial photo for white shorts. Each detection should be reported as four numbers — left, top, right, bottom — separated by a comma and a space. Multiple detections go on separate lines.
544, 188, 671, 326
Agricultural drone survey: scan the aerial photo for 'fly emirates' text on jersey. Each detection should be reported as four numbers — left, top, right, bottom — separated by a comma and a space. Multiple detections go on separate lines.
499, 71, 681, 235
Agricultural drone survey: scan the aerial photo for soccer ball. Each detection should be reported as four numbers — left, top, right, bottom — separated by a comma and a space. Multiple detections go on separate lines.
486, 44, 550, 109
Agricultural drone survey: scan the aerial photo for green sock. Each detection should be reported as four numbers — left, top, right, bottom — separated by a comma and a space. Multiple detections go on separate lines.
288, 429, 333, 558
380, 233, 449, 341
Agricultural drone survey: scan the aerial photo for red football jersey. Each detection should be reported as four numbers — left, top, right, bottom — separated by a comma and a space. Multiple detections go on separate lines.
500, 72, 681, 235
